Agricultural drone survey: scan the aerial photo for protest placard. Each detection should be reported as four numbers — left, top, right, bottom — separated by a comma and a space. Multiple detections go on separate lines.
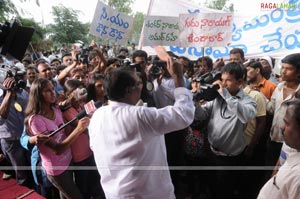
140, 0, 300, 60
143, 16, 180, 46
90, 0, 134, 44
179, 13, 233, 47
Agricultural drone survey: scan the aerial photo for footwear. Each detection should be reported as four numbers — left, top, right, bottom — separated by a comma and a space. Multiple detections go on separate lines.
2, 173, 12, 180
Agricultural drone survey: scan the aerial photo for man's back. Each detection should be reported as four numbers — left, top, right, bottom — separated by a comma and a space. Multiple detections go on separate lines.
89, 84, 194, 198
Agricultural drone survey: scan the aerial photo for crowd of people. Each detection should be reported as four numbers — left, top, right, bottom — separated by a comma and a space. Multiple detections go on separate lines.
0, 42, 299, 199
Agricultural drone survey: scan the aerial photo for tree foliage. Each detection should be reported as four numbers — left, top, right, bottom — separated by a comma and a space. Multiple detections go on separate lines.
49, 5, 89, 45
0, 0, 18, 22
205, 0, 234, 12
19, 18, 44, 42
104, 0, 134, 14
0, 0, 41, 22
130, 12, 145, 43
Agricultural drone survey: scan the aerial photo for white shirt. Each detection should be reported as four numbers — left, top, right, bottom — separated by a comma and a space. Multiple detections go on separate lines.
152, 78, 176, 108
89, 87, 194, 199
267, 82, 300, 142
258, 152, 300, 199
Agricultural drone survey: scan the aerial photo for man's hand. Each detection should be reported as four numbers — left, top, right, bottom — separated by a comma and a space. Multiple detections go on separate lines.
213, 80, 224, 94
213, 58, 224, 70
2, 77, 16, 91
71, 49, 80, 61
166, 57, 185, 88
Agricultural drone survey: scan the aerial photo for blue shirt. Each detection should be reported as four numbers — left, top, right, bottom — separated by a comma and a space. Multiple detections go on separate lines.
0, 89, 28, 139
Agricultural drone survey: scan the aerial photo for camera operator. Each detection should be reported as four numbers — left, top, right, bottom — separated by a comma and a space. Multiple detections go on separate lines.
0, 70, 32, 187
150, 56, 189, 195
151, 58, 175, 108
194, 56, 213, 76
194, 62, 257, 199
131, 50, 156, 107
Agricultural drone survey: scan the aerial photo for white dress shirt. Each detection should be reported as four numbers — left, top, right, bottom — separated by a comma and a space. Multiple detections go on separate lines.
89, 87, 194, 199
258, 152, 300, 199
152, 77, 176, 108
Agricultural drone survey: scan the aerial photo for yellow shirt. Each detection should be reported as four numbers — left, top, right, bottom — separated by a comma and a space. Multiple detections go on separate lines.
243, 86, 267, 145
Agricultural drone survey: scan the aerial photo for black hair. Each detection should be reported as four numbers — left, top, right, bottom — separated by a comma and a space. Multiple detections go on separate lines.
230, 48, 245, 60
179, 56, 193, 68
61, 53, 72, 63
56, 65, 67, 75
286, 99, 300, 125
104, 67, 136, 101
119, 47, 129, 54
196, 56, 213, 70
245, 61, 263, 75
222, 62, 244, 80
35, 59, 49, 72
35, 59, 48, 67
26, 65, 38, 73
107, 58, 121, 67
281, 53, 300, 70
132, 50, 148, 63
64, 79, 84, 95
87, 73, 105, 102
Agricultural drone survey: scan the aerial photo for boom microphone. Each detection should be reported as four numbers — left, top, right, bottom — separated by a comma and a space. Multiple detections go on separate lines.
49, 100, 102, 137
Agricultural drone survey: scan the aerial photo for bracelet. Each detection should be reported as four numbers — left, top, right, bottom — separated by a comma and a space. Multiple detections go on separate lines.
64, 68, 69, 73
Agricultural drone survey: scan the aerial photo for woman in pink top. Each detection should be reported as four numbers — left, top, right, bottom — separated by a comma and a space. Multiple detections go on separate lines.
24, 78, 89, 199
62, 79, 105, 199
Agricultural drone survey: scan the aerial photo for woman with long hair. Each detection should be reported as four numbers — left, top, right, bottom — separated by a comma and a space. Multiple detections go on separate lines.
62, 79, 105, 199
24, 78, 89, 199
86, 73, 107, 104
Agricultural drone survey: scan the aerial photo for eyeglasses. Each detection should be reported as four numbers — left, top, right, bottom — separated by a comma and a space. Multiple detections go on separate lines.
273, 175, 280, 190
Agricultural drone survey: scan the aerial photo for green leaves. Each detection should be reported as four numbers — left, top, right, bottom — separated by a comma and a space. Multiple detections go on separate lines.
49, 5, 89, 45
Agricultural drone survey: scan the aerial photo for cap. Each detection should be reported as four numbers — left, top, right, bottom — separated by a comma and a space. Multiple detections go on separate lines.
260, 56, 273, 69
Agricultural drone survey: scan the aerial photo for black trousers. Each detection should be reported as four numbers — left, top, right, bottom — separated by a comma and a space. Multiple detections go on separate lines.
207, 148, 245, 199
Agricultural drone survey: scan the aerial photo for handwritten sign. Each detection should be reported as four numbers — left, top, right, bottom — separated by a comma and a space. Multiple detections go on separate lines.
167, 4, 300, 60
178, 13, 233, 47
143, 16, 179, 46
90, 0, 134, 44
140, 0, 300, 61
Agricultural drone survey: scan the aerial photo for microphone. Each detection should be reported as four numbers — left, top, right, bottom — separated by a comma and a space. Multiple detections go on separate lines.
77, 100, 102, 120
49, 100, 102, 137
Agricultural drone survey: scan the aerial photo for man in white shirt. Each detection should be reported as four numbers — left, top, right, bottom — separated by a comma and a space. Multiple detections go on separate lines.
89, 58, 195, 199
258, 99, 300, 199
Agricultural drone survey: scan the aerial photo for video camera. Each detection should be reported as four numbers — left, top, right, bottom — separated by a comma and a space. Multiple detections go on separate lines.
0, 64, 26, 90
73, 41, 92, 64
193, 70, 221, 101
149, 60, 167, 77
